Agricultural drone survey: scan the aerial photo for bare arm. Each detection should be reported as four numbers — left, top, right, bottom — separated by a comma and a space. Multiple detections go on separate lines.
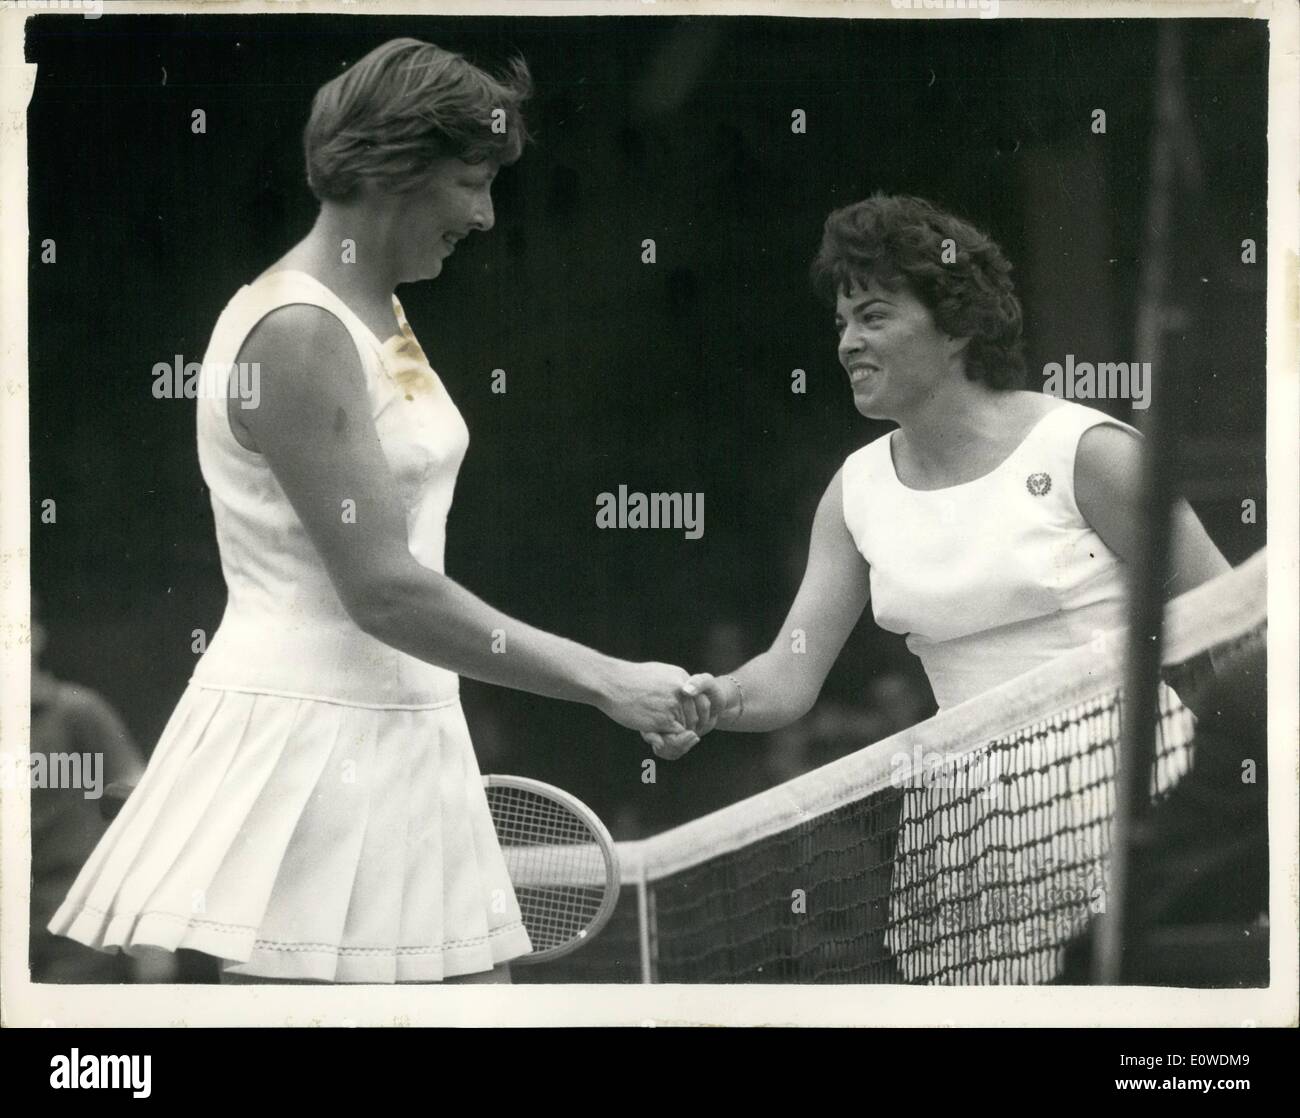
660, 468, 871, 744
235, 305, 686, 734
1074, 424, 1230, 596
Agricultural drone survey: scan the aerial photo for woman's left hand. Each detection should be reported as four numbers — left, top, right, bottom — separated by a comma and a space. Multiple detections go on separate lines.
642, 673, 721, 759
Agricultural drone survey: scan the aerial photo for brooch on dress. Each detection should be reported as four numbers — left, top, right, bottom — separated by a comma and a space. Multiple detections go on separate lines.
1026, 472, 1052, 496
380, 322, 437, 402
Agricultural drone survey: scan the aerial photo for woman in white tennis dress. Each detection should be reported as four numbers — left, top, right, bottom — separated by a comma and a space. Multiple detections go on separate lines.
49, 39, 692, 984
647, 193, 1230, 982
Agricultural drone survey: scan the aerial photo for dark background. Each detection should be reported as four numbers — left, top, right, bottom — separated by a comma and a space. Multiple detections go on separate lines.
27, 13, 1268, 838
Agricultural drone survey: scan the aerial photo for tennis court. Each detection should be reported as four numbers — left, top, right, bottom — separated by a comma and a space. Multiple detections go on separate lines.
520, 551, 1267, 984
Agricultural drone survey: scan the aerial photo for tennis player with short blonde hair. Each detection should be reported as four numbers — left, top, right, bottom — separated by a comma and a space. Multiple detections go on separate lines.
50, 38, 692, 985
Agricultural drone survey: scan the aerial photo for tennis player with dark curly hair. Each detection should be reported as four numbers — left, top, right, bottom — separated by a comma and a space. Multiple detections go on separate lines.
645, 192, 1233, 982
652, 191, 1227, 739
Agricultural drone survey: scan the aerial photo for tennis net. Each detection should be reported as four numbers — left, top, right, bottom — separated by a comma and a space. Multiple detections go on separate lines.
518, 550, 1267, 984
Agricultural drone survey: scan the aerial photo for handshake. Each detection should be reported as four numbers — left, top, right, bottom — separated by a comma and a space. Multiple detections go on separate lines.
597, 661, 741, 761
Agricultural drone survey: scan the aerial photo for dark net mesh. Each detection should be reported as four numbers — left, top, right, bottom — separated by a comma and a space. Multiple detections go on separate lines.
521, 557, 1267, 985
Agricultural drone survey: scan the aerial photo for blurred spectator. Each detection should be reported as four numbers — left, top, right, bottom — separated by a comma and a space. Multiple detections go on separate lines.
29, 598, 176, 983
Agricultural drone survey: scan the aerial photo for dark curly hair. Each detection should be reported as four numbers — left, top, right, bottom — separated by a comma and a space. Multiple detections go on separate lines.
809, 194, 1026, 389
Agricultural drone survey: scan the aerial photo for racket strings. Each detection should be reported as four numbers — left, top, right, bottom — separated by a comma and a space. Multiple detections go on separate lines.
486, 784, 614, 954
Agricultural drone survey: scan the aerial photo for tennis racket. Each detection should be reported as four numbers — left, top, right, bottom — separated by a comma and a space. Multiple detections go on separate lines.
481, 774, 621, 964
99, 773, 621, 964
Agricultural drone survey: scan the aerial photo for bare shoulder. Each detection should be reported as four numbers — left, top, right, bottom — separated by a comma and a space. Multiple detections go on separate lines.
237, 303, 356, 372
233, 305, 369, 452
813, 465, 863, 557
819, 464, 846, 512
1076, 421, 1143, 525
1077, 421, 1142, 478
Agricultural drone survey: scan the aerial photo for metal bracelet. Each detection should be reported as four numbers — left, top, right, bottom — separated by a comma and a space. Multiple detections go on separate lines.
726, 674, 746, 723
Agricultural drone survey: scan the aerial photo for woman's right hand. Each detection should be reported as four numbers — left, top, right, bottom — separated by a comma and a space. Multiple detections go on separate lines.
597, 660, 696, 735
642, 674, 733, 759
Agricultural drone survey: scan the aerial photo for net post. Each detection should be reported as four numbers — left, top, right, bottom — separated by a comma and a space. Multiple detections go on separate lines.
636, 873, 656, 983
1091, 22, 1189, 986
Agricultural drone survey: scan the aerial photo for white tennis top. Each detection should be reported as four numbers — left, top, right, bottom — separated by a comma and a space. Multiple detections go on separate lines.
191, 269, 469, 707
841, 400, 1132, 709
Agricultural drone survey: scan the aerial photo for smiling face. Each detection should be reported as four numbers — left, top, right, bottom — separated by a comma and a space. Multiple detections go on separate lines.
388, 157, 498, 281
835, 278, 966, 420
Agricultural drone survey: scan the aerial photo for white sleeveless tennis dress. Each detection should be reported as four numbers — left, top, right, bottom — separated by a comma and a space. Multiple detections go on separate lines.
49, 270, 532, 982
841, 400, 1134, 711
842, 399, 1184, 983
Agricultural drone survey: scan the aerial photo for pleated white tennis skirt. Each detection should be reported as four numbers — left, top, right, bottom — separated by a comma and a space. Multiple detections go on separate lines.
48, 685, 532, 982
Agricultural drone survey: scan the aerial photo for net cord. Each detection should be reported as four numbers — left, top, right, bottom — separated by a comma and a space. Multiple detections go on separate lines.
617, 548, 1267, 885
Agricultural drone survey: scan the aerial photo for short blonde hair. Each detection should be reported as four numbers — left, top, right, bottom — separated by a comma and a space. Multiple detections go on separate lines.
303, 38, 532, 203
